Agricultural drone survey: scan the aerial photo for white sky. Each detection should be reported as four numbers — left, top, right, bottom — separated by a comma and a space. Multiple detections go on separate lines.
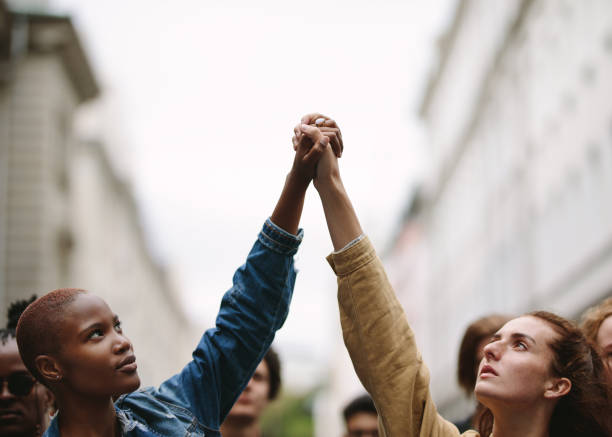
46, 0, 455, 391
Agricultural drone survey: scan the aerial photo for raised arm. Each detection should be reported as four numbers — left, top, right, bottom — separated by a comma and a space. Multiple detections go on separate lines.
139, 132, 329, 430
302, 118, 466, 437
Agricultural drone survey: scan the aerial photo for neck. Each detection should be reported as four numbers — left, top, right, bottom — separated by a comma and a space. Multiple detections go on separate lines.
489, 402, 552, 437
56, 393, 118, 437
220, 417, 261, 437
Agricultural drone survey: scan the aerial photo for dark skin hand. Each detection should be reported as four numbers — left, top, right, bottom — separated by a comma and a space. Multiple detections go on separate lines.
270, 117, 330, 235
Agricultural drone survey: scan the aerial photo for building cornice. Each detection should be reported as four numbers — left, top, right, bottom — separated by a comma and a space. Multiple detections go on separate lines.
419, 0, 467, 118
11, 9, 99, 102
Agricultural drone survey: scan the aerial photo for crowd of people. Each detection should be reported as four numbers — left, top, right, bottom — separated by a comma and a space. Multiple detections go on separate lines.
1, 114, 611, 436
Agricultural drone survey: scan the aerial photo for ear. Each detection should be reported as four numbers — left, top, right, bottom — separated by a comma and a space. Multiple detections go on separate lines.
35, 355, 63, 385
543, 377, 571, 400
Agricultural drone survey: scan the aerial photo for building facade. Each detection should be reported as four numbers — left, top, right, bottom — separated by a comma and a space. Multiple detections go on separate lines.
0, 2, 196, 386
386, 0, 612, 419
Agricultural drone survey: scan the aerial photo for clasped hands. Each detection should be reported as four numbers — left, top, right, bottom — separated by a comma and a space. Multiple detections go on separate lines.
290, 113, 344, 189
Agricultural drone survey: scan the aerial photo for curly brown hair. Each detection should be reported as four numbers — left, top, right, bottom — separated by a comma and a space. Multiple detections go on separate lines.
580, 296, 612, 346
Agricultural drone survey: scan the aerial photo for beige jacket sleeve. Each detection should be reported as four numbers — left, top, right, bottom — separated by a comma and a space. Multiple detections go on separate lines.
327, 237, 479, 437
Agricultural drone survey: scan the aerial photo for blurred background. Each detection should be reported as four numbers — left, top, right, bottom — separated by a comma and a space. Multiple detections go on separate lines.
1, 0, 611, 435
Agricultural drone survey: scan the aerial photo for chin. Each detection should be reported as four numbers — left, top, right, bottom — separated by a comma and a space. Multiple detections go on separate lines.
227, 406, 256, 420
474, 382, 495, 404
114, 375, 141, 397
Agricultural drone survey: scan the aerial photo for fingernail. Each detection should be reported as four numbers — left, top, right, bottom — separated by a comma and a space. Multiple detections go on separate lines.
321, 137, 329, 146
301, 124, 309, 130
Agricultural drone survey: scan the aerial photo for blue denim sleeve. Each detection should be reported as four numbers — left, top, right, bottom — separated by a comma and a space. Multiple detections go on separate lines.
154, 218, 302, 429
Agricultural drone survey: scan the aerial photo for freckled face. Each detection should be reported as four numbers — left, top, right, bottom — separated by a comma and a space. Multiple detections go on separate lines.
474, 316, 559, 407
596, 315, 612, 385
54, 293, 140, 398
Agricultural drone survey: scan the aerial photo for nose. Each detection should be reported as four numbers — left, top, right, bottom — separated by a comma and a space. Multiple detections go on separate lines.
0, 380, 15, 400
483, 340, 500, 361
112, 332, 132, 355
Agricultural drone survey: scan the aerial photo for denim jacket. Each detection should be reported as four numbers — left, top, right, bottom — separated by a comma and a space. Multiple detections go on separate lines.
44, 219, 303, 437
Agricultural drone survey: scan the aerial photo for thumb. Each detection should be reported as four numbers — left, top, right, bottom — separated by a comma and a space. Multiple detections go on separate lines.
299, 124, 324, 145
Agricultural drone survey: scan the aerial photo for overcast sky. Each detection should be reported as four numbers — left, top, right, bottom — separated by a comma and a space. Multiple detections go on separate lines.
47, 0, 455, 391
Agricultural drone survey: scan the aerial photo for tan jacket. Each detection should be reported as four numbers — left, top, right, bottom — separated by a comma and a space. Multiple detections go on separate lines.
327, 237, 480, 437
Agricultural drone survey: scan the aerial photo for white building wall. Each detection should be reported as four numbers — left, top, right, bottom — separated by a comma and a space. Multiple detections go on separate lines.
0, 52, 75, 308
390, 0, 612, 420
69, 140, 198, 387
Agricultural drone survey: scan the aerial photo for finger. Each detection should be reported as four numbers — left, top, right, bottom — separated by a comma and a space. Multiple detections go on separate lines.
300, 124, 324, 144
318, 118, 337, 129
319, 127, 343, 157
293, 125, 301, 149
292, 135, 298, 151
301, 113, 319, 125
301, 113, 330, 125
303, 135, 329, 164
321, 131, 342, 157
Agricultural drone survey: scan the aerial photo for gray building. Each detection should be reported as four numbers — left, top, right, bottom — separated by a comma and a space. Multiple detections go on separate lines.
386, 0, 612, 420
0, 1, 196, 386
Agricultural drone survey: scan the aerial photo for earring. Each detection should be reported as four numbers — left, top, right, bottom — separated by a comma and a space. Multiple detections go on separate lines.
35, 424, 42, 437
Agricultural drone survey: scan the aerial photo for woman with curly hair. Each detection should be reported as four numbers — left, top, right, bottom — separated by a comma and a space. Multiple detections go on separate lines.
580, 296, 612, 385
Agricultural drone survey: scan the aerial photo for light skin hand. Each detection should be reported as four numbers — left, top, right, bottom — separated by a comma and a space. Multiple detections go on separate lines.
298, 121, 363, 250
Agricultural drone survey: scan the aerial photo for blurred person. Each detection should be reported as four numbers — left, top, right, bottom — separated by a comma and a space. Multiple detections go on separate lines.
15, 128, 339, 437
1, 296, 54, 437
580, 296, 612, 385
342, 394, 378, 437
296, 113, 612, 437
454, 314, 511, 432
220, 347, 281, 437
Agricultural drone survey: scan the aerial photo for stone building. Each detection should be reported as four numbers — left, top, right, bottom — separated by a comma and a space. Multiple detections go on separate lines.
386, 0, 612, 420
0, 1, 196, 386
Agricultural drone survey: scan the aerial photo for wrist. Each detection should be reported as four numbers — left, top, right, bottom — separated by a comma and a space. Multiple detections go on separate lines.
314, 171, 342, 194
286, 169, 311, 192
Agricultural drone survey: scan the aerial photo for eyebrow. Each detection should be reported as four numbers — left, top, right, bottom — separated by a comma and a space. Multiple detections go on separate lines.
79, 322, 103, 337
78, 315, 120, 336
491, 332, 537, 345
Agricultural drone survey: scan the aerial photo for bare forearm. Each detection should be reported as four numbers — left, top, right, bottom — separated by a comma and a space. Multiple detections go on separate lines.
316, 175, 363, 251
270, 173, 309, 235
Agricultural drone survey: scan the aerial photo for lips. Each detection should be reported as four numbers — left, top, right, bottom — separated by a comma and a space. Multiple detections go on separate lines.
480, 364, 498, 377
116, 354, 137, 373
236, 395, 252, 405
0, 408, 23, 421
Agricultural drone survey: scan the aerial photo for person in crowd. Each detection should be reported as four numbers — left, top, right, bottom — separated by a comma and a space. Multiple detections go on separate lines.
1, 296, 54, 437
220, 347, 282, 437
295, 113, 612, 437
454, 314, 511, 432
580, 296, 612, 385
342, 394, 378, 437
15, 126, 339, 437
